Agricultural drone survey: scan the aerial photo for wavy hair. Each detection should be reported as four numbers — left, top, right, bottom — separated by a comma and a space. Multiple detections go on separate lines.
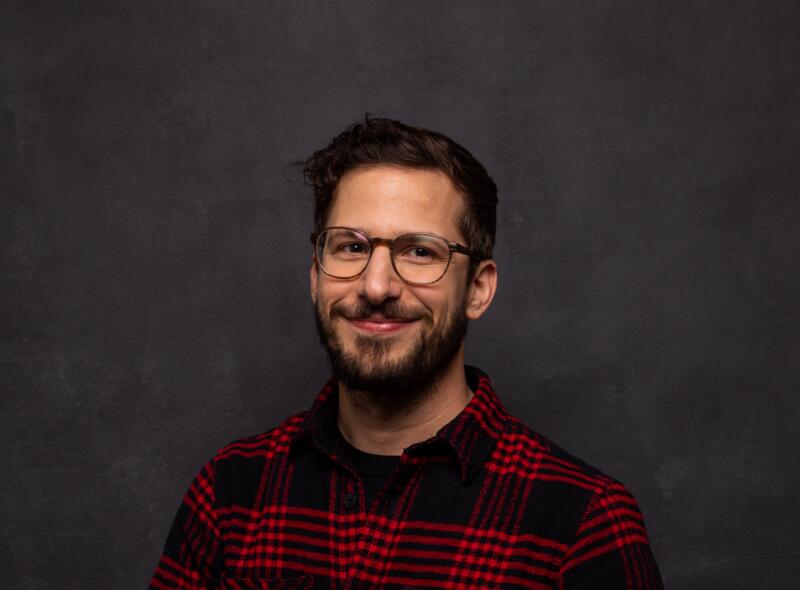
302, 116, 497, 276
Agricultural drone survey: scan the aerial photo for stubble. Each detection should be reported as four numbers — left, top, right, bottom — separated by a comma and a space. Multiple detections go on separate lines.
313, 297, 468, 416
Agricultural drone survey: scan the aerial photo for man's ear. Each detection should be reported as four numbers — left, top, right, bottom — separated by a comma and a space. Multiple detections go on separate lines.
465, 259, 498, 320
310, 256, 319, 306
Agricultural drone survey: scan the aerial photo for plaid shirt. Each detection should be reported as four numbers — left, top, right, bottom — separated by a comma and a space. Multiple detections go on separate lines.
150, 367, 663, 589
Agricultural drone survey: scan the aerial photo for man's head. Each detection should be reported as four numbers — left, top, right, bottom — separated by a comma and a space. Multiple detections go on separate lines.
303, 117, 498, 405
303, 116, 498, 278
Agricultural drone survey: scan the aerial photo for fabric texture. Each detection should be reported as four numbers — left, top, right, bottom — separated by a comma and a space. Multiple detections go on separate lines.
337, 432, 401, 510
149, 367, 663, 589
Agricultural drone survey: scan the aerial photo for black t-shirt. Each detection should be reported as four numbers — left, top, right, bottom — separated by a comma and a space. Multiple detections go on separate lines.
337, 431, 402, 509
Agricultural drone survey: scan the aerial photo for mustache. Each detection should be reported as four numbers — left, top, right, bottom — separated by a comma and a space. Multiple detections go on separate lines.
331, 300, 426, 322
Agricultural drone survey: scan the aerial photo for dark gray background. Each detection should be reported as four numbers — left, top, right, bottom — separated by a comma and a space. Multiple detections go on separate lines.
2, 1, 799, 588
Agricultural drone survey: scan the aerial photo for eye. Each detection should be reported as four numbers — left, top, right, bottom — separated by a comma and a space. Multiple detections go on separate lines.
338, 241, 368, 255
406, 246, 433, 259
398, 243, 444, 264
395, 235, 450, 264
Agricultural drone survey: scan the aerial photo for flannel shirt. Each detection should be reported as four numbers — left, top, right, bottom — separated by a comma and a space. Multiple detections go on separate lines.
149, 367, 663, 589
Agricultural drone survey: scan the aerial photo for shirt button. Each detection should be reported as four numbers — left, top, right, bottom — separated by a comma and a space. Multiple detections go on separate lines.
344, 493, 358, 510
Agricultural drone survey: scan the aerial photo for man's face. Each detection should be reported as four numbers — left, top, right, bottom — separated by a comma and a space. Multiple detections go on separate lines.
310, 165, 474, 400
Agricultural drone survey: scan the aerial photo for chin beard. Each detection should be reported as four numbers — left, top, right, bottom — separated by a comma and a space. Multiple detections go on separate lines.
313, 298, 468, 414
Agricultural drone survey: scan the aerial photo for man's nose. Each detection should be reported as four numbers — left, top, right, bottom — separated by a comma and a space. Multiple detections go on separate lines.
357, 245, 403, 304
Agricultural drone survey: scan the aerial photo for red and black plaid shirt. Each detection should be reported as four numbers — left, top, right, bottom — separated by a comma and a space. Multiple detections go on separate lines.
150, 367, 663, 589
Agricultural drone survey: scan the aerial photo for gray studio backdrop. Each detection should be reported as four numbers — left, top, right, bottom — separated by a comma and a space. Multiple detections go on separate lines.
2, 1, 799, 588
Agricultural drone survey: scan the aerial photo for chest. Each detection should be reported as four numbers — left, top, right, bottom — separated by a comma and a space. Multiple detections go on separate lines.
218, 458, 575, 590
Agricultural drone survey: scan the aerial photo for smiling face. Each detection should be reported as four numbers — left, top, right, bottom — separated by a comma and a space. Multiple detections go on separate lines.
311, 165, 485, 400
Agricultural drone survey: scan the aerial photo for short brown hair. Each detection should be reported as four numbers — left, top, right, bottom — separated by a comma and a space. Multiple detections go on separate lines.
302, 116, 498, 273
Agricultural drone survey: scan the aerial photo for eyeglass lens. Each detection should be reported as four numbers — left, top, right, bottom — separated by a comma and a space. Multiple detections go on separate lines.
316, 228, 452, 284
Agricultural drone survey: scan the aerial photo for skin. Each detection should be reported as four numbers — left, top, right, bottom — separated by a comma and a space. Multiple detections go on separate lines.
310, 165, 498, 456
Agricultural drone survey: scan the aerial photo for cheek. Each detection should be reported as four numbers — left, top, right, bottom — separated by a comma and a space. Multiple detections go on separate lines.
418, 293, 455, 325
317, 281, 354, 312
437, 288, 468, 323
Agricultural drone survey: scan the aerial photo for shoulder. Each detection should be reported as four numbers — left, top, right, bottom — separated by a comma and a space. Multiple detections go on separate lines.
215, 412, 307, 461
498, 418, 665, 585
490, 415, 646, 543
200, 411, 309, 488
171, 411, 310, 516
493, 415, 616, 492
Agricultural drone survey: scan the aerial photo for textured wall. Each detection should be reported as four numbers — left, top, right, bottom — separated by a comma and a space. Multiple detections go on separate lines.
2, 1, 799, 588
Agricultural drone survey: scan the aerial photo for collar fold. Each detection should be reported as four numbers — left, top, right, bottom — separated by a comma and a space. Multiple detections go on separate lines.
290, 366, 509, 482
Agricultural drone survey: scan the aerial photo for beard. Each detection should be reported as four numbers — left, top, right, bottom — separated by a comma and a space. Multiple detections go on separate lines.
313, 296, 468, 414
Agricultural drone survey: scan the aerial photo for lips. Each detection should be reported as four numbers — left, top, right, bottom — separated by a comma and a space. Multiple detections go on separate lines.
330, 301, 423, 335
347, 316, 417, 334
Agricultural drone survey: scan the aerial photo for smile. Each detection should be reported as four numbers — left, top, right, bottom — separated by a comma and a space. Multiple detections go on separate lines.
347, 317, 417, 334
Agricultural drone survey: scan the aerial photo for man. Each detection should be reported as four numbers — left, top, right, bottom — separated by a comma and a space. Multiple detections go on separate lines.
149, 117, 663, 589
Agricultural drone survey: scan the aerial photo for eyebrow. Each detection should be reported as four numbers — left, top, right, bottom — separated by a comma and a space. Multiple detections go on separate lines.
343, 226, 434, 237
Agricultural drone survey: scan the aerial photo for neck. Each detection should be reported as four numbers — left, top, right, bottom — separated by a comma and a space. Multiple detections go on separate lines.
337, 352, 473, 456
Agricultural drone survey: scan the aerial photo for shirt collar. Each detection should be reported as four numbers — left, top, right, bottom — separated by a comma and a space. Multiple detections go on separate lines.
290, 366, 509, 483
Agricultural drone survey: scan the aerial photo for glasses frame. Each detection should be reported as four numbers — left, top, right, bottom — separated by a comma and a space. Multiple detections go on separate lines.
311, 226, 478, 286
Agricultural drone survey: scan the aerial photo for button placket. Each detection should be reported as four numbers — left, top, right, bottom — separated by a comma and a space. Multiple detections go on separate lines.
347, 459, 420, 590
344, 492, 358, 510
338, 472, 366, 590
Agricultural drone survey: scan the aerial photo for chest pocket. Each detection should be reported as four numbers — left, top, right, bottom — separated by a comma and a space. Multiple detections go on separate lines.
220, 574, 314, 590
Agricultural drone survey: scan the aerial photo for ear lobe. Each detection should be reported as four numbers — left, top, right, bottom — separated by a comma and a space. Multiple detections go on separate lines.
465, 259, 498, 321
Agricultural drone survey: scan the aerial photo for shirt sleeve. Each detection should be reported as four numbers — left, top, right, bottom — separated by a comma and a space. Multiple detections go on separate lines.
149, 460, 225, 590
558, 480, 664, 590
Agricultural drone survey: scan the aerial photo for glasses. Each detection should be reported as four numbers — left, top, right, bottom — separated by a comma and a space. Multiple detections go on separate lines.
311, 226, 477, 285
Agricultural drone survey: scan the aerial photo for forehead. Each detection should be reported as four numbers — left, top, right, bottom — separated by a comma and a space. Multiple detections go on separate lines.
326, 165, 466, 240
